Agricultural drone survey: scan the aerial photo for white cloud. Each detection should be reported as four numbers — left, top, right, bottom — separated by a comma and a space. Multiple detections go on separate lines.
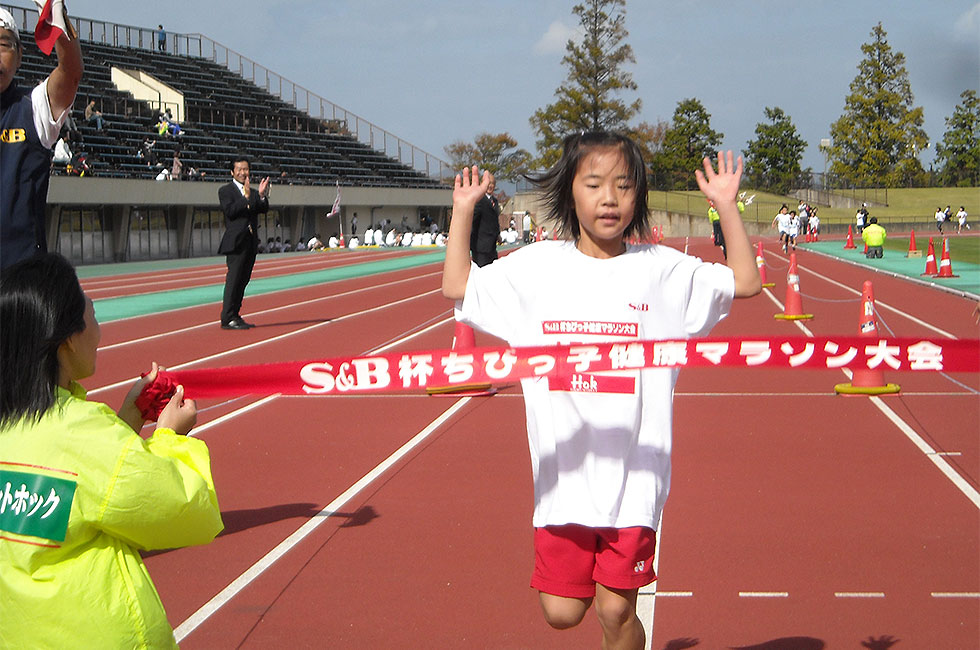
533, 20, 580, 55
953, 2, 980, 39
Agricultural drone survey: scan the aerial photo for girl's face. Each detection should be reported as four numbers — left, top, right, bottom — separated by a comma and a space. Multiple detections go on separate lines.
60, 295, 101, 384
571, 147, 636, 259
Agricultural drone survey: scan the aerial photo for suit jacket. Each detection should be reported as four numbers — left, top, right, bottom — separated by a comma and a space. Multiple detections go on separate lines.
470, 194, 500, 257
217, 181, 269, 254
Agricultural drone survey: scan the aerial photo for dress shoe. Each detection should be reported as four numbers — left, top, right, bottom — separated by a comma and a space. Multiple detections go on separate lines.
221, 318, 250, 330
236, 317, 256, 328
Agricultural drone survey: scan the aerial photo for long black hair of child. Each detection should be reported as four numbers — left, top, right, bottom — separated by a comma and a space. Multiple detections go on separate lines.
0, 253, 87, 428
525, 131, 650, 242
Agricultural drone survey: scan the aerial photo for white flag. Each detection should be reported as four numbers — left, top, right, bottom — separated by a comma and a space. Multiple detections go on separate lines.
326, 182, 341, 218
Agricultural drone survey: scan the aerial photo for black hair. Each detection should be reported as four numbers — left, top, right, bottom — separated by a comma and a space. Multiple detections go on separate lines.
0, 253, 86, 428
524, 131, 649, 241
869, 216, 878, 224
230, 155, 250, 171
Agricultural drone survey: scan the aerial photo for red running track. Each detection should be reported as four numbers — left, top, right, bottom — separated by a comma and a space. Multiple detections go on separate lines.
80, 241, 978, 648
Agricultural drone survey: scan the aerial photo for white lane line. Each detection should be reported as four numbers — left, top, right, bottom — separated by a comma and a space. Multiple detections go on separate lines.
769, 252, 957, 338
835, 592, 885, 598
738, 591, 789, 598
653, 591, 693, 597
173, 313, 462, 641
188, 395, 281, 438
867, 392, 980, 509
97, 270, 441, 351
931, 592, 980, 598
764, 288, 979, 510
88, 288, 443, 396
174, 396, 472, 643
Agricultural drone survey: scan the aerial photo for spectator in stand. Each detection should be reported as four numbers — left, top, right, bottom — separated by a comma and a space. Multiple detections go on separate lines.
171, 150, 183, 180
862, 216, 886, 258
0, 7, 82, 269
385, 228, 397, 247
140, 137, 156, 167
156, 25, 166, 52
307, 234, 323, 251
52, 130, 72, 167
328, 233, 339, 248
83, 100, 103, 130
363, 225, 375, 246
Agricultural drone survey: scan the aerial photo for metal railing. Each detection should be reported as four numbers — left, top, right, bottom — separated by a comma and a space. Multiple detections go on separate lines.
2, 3, 451, 183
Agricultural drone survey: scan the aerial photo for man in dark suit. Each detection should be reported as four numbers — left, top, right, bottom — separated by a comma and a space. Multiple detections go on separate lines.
469, 176, 500, 267
217, 156, 269, 329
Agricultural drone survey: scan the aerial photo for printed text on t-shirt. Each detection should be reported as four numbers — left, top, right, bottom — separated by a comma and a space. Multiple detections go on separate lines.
541, 320, 638, 337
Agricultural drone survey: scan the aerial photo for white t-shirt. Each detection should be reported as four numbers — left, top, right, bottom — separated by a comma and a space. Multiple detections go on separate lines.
29, 80, 67, 149
774, 212, 791, 233
363, 228, 375, 245
328, 236, 339, 248
788, 215, 800, 236
956, 209, 967, 224
458, 240, 734, 529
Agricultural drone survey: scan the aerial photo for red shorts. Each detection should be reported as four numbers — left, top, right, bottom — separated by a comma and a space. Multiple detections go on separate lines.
531, 524, 657, 598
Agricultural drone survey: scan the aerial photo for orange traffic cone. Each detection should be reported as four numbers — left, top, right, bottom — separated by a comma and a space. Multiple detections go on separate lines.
339, 233, 345, 248
920, 238, 938, 275
756, 241, 775, 288
427, 321, 497, 396
844, 225, 856, 249
774, 253, 814, 320
934, 238, 959, 278
835, 281, 901, 395
905, 229, 921, 257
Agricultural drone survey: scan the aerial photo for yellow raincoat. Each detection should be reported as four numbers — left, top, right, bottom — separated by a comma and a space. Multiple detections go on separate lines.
1, 382, 223, 649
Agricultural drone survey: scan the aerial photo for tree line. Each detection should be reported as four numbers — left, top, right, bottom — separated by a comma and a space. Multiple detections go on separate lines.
445, 0, 978, 192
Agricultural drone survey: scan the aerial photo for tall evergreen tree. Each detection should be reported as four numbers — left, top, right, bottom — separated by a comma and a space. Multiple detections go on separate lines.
742, 107, 807, 194
827, 23, 928, 188
529, 0, 640, 169
934, 89, 979, 187
651, 98, 723, 190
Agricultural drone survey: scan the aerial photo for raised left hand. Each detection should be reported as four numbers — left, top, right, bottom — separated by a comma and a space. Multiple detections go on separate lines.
695, 151, 742, 207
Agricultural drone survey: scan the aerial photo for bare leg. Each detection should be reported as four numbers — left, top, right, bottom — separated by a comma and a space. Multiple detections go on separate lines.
594, 584, 644, 650
538, 591, 592, 630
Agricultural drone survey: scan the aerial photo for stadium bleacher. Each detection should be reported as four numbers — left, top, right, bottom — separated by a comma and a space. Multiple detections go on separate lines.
17, 32, 443, 189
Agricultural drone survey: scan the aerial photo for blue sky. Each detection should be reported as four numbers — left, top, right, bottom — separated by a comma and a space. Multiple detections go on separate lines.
55, 1, 980, 172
